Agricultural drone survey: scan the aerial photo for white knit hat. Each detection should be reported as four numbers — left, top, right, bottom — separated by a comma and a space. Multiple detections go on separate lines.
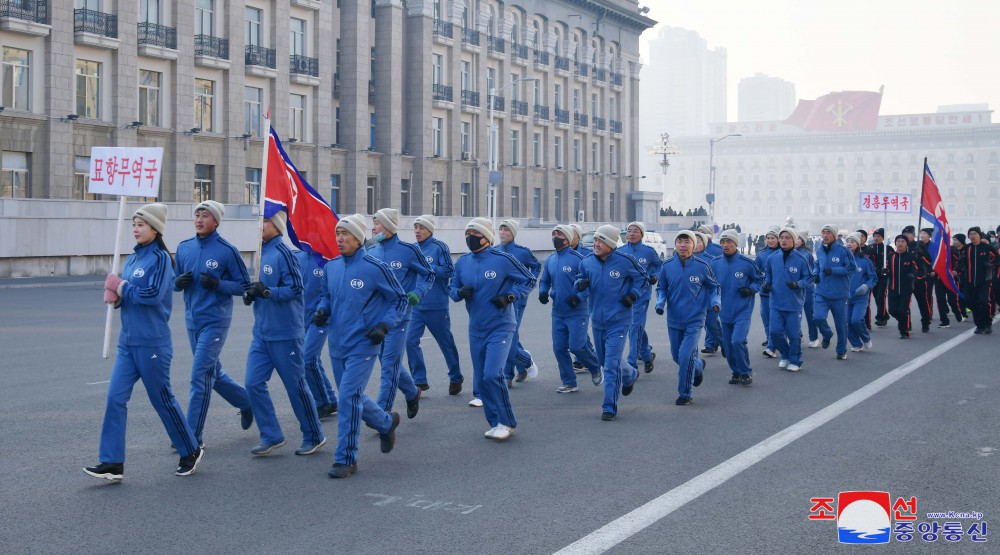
134, 203, 168, 235
568, 223, 583, 242
845, 232, 863, 247
765, 225, 781, 238
697, 224, 714, 236
821, 224, 839, 235
194, 200, 225, 224
719, 229, 739, 245
593, 225, 620, 250
696, 232, 710, 247
500, 219, 520, 239
553, 224, 575, 240
336, 215, 366, 244
675, 230, 698, 244
414, 214, 436, 234
779, 227, 798, 240
627, 221, 646, 236
374, 208, 400, 235
269, 210, 287, 236
466, 217, 494, 244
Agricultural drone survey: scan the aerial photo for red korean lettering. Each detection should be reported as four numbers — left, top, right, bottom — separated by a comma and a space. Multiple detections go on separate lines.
808, 497, 836, 520
92, 159, 104, 182
105, 157, 117, 186
892, 496, 918, 521
145, 158, 159, 187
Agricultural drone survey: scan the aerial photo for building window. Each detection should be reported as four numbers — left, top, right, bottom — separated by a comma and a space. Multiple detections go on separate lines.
573, 190, 581, 221
609, 192, 616, 221
511, 73, 520, 102
591, 142, 598, 173
194, 164, 214, 202
432, 117, 443, 156
573, 88, 580, 111
335, 107, 341, 144
461, 60, 472, 91
591, 93, 598, 117
609, 144, 616, 174
554, 84, 562, 110
460, 183, 470, 217
511, 186, 520, 217
533, 187, 541, 218
432, 54, 442, 86
487, 67, 495, 94
244, 86, 262, 137
289, 93, 305, 141
194, 78, 214, 132
75, 59, 101, 119
554, 189, 562, 221
245, 7, 262, 46
609, 97, 616, 120
431, 181, 442, 216
511, 130, 520, 165
290, 18, 306, 56
366, 177, 377, 214
196, 0, 214, 35
245, 167, 261, 204
397, 179, 411, 215
554, 136, 563, 168
73, 156, 96, 200
573, 139, 581, 170
2, 47, 31, 111
592, 191, 598, 220
330, 174, 341, 213
139, 0, 161, 24
461, 121, 471, 155
533, 133, 541, 166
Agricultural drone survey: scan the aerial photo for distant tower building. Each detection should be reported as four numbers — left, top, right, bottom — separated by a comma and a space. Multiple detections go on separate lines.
738, 73, 796, 122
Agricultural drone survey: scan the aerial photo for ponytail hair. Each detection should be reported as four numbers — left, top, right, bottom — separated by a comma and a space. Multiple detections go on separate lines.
154, 233, 176, 269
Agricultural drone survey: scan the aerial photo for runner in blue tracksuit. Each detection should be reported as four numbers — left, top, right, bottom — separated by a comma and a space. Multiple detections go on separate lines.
296, 249, 338, 418
241, 212, 324, 457
538, 225, 603, 392
173, 200, 254, 447
406, 215, 464, 394
755, 227, 781, 358
499, 219, 541, 384
85, 203, 203, 481
450, 218, 535, 440
370, 208, 434, 419
568, 224, 596, 373
575, 225, 645, 420
711, 230, 764, 386
315, 215, 408, 478
813, 225, 858, 359
797, 232, 820, 346
656, 230, 720, 405
622, 221, 664, 373
845, 233, 878, 351
765, 228, 814, 371
698, 227, 725, 355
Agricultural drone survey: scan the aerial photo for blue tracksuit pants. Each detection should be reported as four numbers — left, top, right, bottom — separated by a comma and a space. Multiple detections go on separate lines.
627, 301, 654, 368
721, 319, 752, 376
553, 314, 601, 387
804, 288, 818, 341
704, 308, 722, 350
245, 337, 323, 446
503, 303, 533, 380
759, 296, 774, 350
100, 344, 198, 462
593, 324, 638, 415
848, 298, 872, 348
185, 326, 251, 444
330, 354, 393, 466
470, 330, 517, 428
303, 322, 337, 408
406, 308, 463, 386
376, 319, 420, 412
814, 295, 849, 356
770, 308, 803, 366
669, 323, 705, 400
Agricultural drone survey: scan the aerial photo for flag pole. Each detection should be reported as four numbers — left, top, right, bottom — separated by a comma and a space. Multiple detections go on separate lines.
102, 195, 128, 358
916, 156, 927, 238
253, 113, 271, 280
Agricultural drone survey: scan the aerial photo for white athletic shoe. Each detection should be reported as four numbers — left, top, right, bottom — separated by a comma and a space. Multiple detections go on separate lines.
525, 351, 539, 379
808, 339, 821, 348
864, 340, 873, 350
851, 347, 864, 352
487, 424, 514, 441
762, 348, 776, 358
484, 426, 497, 438
468, 397, 483, 407
786, 363, 801, 372
778, 359, 790, 369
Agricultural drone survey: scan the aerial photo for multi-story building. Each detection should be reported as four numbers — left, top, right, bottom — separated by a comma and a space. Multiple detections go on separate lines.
657, 107, 1000, 234
0, 0, 654, 222
738, 72, 795, 122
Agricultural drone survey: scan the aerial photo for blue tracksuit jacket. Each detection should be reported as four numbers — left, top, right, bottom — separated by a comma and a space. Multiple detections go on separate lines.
710, 253, 764, 323
539, 247, 590, 317
765, 248, 814, 311
416, 236, 454, 311
814, 241, 858, 300
500, 241, 541, 304
370, 235, 435, 312
755, 247, 779, 298
849, 255, 878, 299
294, 250, 327, 323
655, 255, 720, 328
575, 244, 594, 257
705, 241, 724, 259
252, 237, 305, 341
576, 250, 647, 328
449, 247, 536, 337
174, 231, 250, 330
621, 241, 663, 302
118, 242, 174, 346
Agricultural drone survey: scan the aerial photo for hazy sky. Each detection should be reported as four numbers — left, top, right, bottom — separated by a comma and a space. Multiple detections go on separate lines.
639, 0, 1000, 118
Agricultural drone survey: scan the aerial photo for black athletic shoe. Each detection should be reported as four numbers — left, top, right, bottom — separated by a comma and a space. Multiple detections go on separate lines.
921, 325, 930, 333
380, 412, 400, 454
84, 462, 123, 482
821, 337, 831, 349
876, 319, 887, 327
986, 328, 993, 335
176, 447, 204, 476
836, 354, 847, 360
417, 383, 430, 391
240, 408, 254, 430
601, 412, 616, 421
622, 372, 638, 396
693, 373, 703, 387
938, 322, 950, 328
675, 397, 693, 406
728, 374, 740, 385
900, 332, 910, 339
506, 378, 513, 388
317, 404, 338, 420
761, 340, 768, 347
406, 390, 421, 419
328, 463, 358, 479
515, 370, 528, 383
739, 375, 753, 387
643, 352, 656, 373
448, 381, 463, 395
700, 346, 718, 354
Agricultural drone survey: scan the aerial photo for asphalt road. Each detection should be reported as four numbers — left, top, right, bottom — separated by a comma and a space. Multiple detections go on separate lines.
1, 280, 996, 554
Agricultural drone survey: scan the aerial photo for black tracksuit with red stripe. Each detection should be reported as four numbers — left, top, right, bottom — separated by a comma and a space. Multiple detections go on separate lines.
865, 242, 892, 323
886, 248, 921, 336
958, 241, 997, 331
912, 242, 934, 330
936, 247, 964, 325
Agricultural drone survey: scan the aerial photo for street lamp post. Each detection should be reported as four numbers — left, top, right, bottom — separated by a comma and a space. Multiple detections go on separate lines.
708, 133, 741, 226
487, 77, 536, 234
649, 132, 677, 215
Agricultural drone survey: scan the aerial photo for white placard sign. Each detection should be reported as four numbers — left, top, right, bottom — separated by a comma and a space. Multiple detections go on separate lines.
858, 191, 913, 213
87, 147, 164, 197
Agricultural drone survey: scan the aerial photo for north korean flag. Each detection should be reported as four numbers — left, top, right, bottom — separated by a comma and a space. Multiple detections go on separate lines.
919, 159, 961, 297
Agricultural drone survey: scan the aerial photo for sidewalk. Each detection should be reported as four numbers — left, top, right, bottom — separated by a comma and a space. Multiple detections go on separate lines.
0, 275, 103, 290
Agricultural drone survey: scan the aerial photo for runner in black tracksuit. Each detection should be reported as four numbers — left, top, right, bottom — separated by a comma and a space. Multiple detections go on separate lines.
885, 235, 921, 338
866, 228, 892, 326
959, 227, 997, 334
912, 229, 935, 333
936, 234, 966, 327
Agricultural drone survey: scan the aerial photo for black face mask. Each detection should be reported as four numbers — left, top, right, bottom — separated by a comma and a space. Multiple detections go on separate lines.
552, 236, 567, 249
466, 235, 485, 251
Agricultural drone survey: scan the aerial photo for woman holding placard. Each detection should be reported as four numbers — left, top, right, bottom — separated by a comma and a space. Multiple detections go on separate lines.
84, 203, 204, 482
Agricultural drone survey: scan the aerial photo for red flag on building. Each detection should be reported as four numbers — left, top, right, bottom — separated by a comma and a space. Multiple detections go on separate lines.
785, 89, 883, 132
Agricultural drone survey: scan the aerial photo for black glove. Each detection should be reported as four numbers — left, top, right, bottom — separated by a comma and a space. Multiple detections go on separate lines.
738, 287, 755, 297
575, 278, 590, 292
905, 273, 915, 281
200, 273, 219, 290
762, 282, 772, 294
620, 292, 637, 308
313, 309, 329, 327
175, 272, 194, 289
365, 322, 390, 344
491, 294, 514, 309
813, 273, 821, 284
457, 285, 474, 300
242, 290, 255, 306
878, 268, 889, 277
786, 281, 800, 290
655, 307, 664, 315
648, 274, 658, 285
823, 267, 833, 276
566, 295, 581, 309
538, 291, 550, 304
251, 282, 271, 298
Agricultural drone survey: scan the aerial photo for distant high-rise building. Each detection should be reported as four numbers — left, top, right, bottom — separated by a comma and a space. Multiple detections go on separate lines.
738, 73, 796, 122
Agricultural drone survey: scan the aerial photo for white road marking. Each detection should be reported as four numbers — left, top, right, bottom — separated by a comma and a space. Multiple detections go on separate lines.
86, 380, 110, 385
555, 329, 977, 555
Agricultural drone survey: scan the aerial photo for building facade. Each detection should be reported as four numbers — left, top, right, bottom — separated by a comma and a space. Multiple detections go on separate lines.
0, 0, 654, 222
738, 72, 795, 122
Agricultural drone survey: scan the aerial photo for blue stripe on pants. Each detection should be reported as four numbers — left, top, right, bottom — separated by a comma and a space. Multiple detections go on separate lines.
406, 308, 463, 386
704, 308, 722, 349
721, 319, 752, 376
814, 294, 849, 356
627, 300, 653, 367
469, 330, 517, 428
186, 326, 251, 444
593, 324, 637, 415
553, 314, 601, 387
848, 297, 871, 348
759, 295, 774, 349
303, 321, 337, 407
329, 354, 392, 465
770, 308, 803, 365
377, 319, 420, 412
245, 337, 323, 445
669, 323, 704, 400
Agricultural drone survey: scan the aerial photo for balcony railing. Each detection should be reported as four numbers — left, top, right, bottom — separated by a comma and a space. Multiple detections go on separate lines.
488, 95, 504, 112
368, 80, 375, 100
610, 120, 623, 134
592, 116, 606, 131
432, 83, 453, 102
554, 55, 570, 72
461, 89, 480, 107
1, 0, 48, 24
554, 108, 569, 124
487, 35, 505, 54
245, 44, 276, 68
610, 72, 624, 87
290, 55, 318, 77
195, 34, 229, 59
573, 112, 588, 128
461, 27, 480, 46
74, 8, 117, 38
433, 19, 453, 39
533, 51, 549, 66
511, 100, 528, 117
574, 62, 589, 78
333, 72, 340, 97
138, 22, 176, 49
593, 67, 606, 82
533, 105, 549, 121
511, 44, 528, 62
